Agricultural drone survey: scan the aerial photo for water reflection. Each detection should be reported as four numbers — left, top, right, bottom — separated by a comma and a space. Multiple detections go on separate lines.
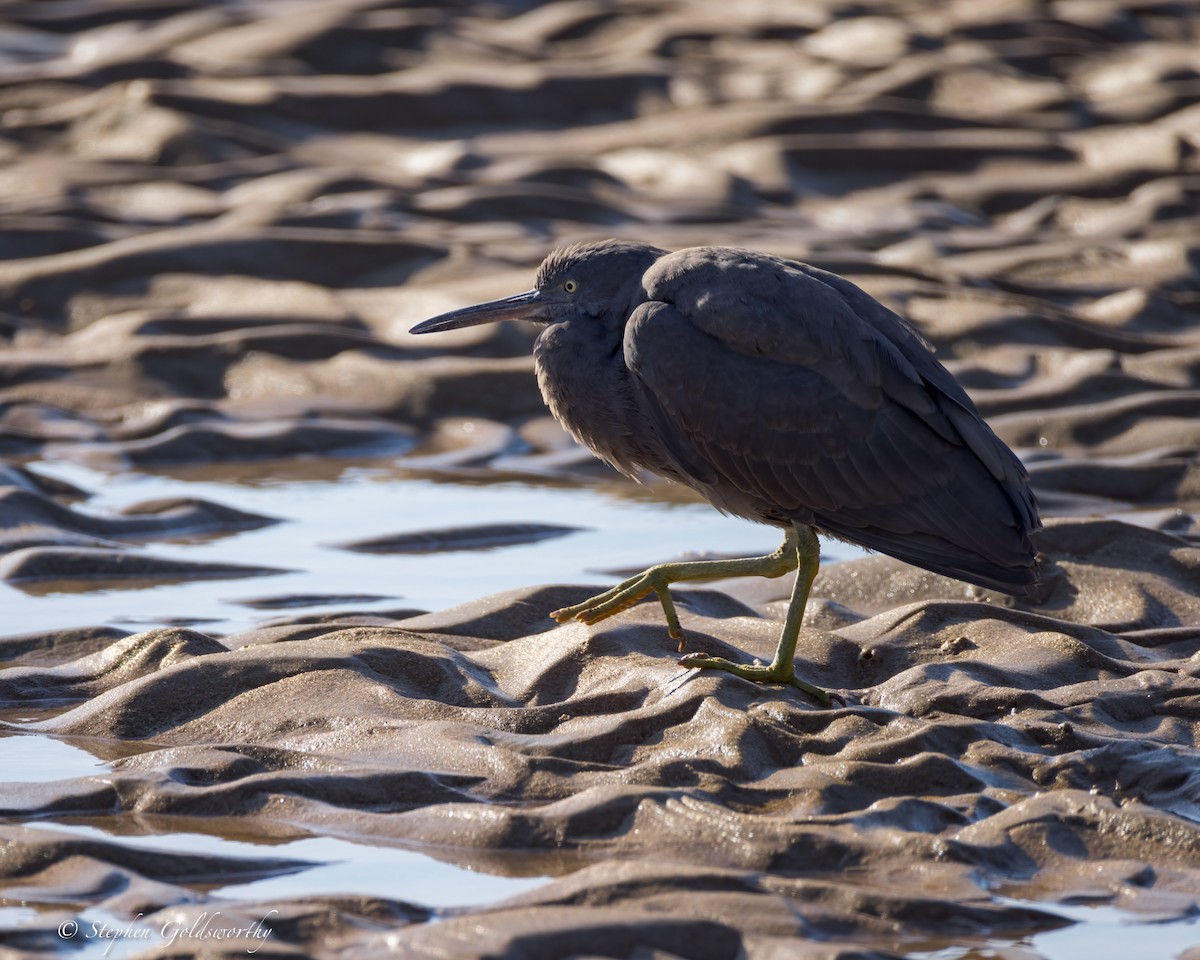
15, 818, 559, 908
2, 459, 867, 639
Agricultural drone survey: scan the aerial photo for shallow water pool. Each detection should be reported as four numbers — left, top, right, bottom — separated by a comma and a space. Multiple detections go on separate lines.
20, 819, 552, 909
3, 458, 865, 638
0, 734, 112, 782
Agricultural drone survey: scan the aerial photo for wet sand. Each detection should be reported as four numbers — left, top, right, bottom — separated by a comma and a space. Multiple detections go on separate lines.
1, 0, 1200, 957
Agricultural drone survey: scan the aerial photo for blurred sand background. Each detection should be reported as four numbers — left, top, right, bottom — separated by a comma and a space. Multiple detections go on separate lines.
1, 0, 1200, 957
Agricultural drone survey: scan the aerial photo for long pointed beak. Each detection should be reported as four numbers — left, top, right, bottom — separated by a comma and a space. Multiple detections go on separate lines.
410, 289, 545, 334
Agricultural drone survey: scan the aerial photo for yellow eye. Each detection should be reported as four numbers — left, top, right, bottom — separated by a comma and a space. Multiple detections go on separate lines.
563, 279, 579, 294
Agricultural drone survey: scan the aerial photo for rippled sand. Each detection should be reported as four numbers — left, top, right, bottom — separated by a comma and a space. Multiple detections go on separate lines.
1, 1, 1199, 957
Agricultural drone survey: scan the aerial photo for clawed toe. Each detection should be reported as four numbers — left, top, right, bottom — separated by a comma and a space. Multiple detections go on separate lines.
677, 652, 832, 706
550, 605, 586, 624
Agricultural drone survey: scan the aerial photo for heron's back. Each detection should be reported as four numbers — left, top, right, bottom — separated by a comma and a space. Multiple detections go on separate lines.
620, 246, 1041, 595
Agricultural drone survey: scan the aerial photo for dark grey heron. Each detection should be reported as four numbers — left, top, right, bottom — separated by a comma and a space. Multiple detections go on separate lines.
411, 241, 1041, 705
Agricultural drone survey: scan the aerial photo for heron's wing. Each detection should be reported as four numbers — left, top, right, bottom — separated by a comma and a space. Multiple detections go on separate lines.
626, 250, 1038, 591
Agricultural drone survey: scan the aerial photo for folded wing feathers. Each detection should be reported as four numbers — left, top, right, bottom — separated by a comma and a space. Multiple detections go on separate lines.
626, 249, 1039, 589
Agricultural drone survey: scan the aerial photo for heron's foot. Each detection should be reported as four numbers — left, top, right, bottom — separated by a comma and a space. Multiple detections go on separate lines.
678, 652, 834, 706
552, 569, 686, 649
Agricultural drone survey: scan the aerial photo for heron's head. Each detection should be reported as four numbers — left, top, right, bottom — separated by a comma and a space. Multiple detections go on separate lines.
410, 240, 665, 336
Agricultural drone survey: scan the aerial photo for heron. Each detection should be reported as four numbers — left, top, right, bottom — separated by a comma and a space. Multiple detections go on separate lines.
411, 241, 1041, 705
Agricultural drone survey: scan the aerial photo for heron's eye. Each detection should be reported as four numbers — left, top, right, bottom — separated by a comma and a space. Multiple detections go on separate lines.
563, 279, 579, 294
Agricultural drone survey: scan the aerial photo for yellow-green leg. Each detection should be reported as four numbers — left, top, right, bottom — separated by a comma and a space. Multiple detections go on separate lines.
551, 528, 802, 649
551, 524, 831, 705
679, 524, 829, 705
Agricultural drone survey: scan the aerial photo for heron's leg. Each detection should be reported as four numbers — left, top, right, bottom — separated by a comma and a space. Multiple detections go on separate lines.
550, 528, 801, 652
679, 524, 831, 706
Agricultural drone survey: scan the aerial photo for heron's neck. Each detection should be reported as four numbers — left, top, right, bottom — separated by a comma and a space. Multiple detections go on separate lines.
533, 319, 644, 479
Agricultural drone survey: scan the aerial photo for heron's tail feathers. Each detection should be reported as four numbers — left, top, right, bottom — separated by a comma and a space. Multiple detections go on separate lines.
818, 518, 1041, 597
